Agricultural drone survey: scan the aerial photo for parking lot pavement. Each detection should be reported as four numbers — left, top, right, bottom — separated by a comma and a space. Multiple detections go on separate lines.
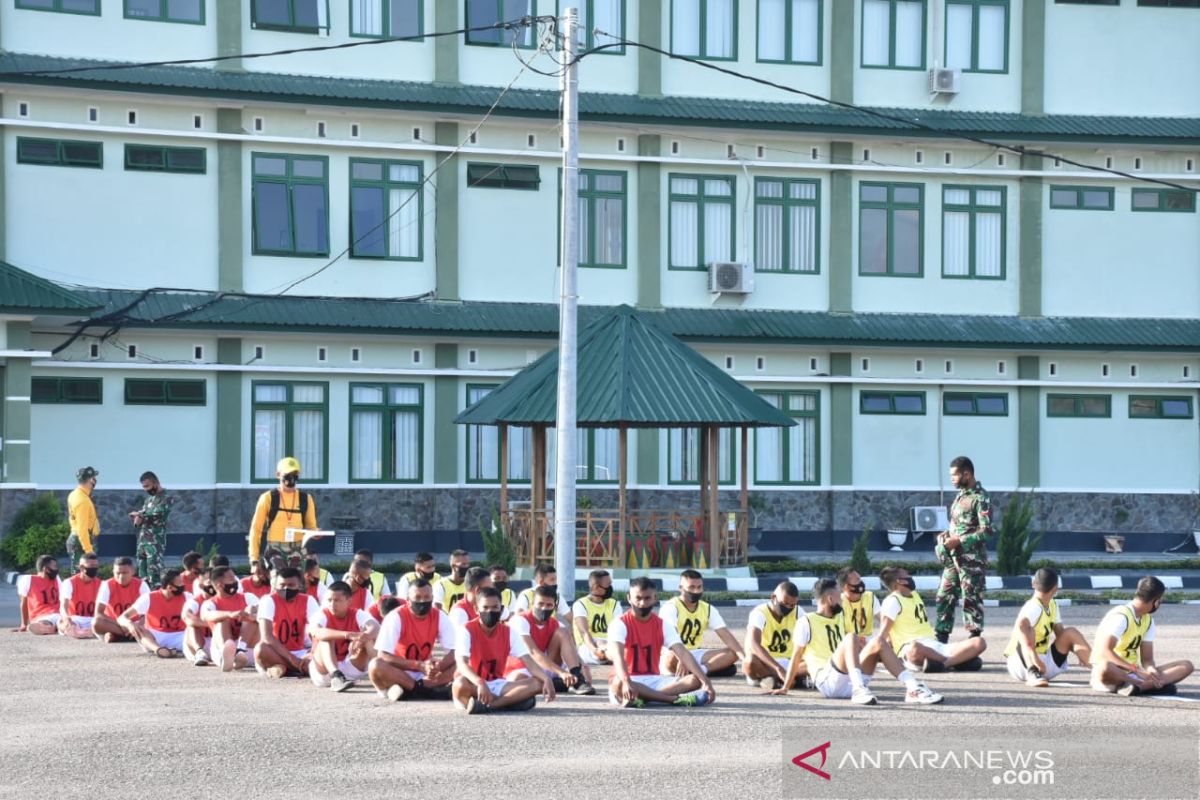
1, 593, 1196, 800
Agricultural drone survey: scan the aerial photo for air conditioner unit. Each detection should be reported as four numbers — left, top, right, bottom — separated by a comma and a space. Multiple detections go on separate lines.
707, 261, 754, 294
928, 68, 961, 96
910, 505, 949, 533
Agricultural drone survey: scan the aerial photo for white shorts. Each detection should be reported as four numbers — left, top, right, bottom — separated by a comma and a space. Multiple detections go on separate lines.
815, 665, 872, 699
674, 648, 715, 674
31, 614, 61, 627
255, 648, 310, 674
213, 642, 255, 670
607, 674, 679, 705
898, 638, 951, 661
483, 678, 509, 696
1006, 650, 1070, 682
60, 615, 92, 632
149, 629, 185, 651
309, 659, 368, 687
578, 640, 609, 665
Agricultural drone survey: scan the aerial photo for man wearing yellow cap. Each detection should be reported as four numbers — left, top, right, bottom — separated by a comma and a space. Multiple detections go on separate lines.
67, 466, 100, 570
249, 457, 318, 572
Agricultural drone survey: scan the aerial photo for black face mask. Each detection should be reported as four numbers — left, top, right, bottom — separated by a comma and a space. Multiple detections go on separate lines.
533, 607, 554, 623
683, 591, 703, 604
167, 584, 184, 596
282, 474, 298, 488
597, 585, 613, 600
83, 567, 99, 579
222, 583, 239, 596
771, 601, 795, 617
479, 610, 502, 627
410, 600, 432, 616
202, 585, 217, 596
281, 587, 300, 601
632, 605, 653, 618
45, 569, 59, 581
829, 603, 843, 617
451, 566, 468, 580
847, 583, 867, 595
417, 570, 435, 581
902, 578, 917, 591
493, 581, 508, 594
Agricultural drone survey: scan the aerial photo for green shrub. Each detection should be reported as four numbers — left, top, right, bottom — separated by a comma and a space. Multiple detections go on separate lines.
481, 508, 516, 573
995, 493, 1043, 577
0, 493, 69, 571
849, 526, 872, 575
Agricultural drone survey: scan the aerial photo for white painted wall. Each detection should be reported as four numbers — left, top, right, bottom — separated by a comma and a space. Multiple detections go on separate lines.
852, 385, 941, 488
940, 393, 1019, 489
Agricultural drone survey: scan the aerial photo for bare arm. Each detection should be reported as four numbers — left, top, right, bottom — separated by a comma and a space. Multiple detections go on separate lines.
744, 625, 783, 677
669, 642, 715, 699
772, 644, 806, 696
715, 626, 744, 658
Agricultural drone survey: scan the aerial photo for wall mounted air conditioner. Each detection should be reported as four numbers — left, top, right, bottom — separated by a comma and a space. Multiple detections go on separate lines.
910, 505, 950, 533
928, 68, 961, 95
707, 262, 755, 294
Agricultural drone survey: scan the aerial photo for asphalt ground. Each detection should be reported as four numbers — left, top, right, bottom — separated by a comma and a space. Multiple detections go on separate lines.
1, 583, 1196, 800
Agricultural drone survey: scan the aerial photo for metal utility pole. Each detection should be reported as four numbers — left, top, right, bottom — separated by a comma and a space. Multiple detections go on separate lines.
553, 7, 580, 595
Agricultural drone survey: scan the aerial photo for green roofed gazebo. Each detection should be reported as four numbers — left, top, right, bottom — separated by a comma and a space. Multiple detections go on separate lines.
455, 305, 795, 569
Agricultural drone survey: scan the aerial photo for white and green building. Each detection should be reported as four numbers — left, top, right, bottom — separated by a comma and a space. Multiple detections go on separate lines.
0, 0, 1198, 555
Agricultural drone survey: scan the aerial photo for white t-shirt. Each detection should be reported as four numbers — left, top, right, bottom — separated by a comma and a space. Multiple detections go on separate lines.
96, 580, 149, 609
1098, 604, 1156, 643
570, 598, 625, 622
310, 609, 375, 633
375, 608, 457, 656
607, 615, 682, 648
515, 590, 571, 618
431, 579, 466, 607
60, 577, 101, 601
448, 606, 472, 628
199, 594, 259, 617
454, 623, 530, 660
1017, 598, 1059, 630
748, 604, 803, 632
792, 613, 813, 647
659, 600, 728, 632
16, 574, 62, 597
879, 595, 903, 622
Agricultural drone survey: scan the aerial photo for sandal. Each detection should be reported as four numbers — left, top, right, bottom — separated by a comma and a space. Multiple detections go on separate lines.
155, 646, 176, 659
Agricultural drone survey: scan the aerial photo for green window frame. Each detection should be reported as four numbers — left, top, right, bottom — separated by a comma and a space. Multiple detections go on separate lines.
251, 153, 330, 256
124, 144, 207, 174
1046, 393, 1111, 418
861, 0, 927, 69
944, 0, 1008, 73
349, 158, 424, 260
574, 429, 620, 484
16, 137, 102, 168
350, 0, 423, 38
668, 428, 736, 485
942, 185, 1005, 279
562, 169, 627, 268
1131, 188, 1197, 213
1137, 0, 1200, 7
859, 182, 924, 277
1049, 185, 1114, 210
466, 162, 541, 190
15, 0, 99, 15
465, 384, 532, 483
1054, 1, 1119, 4
860, 391, 927, 414
31, 377, 102, 404
671, 0, 739, 61
124, 0, 205, 23
349, 383, 424, 483
465, 0, 537, 48
251, 382, 329, 483
1129, 396, 1194, 419
754, 391, 819, 485
943, 392, 1008, 416
124, 379, 206, 406
754, 177, 820, 274
251, 0, 329, 32
668, 173, 736, 271
756, 0, 823, 64
557, 0, 626, 52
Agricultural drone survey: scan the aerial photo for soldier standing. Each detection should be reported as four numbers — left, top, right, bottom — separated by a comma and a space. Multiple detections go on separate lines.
934, 456, 992, 642
131, 471, 173, 586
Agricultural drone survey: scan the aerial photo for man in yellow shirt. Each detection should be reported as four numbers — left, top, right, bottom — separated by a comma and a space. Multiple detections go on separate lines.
248, 457, 318, 572
67, 466, 100, 570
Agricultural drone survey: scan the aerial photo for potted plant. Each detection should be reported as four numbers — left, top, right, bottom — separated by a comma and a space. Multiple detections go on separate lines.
886, 511, 909, 551
746, 492, 769, 549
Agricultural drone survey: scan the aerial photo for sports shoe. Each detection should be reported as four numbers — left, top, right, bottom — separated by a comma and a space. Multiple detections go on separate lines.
950, 656, 983, 672
266, 665, 287, 679
905, 683, 944, 705
465, 696, 493, 714
1117, 682, 1142, 697
673, 689, 709, 707
330, 670, 355, 693
510, 695, 537, 712
799, 674, 817, 691
922, 659, 947, 674
386, 684, 405, 702
1026, 667, 1049, 688
193, 650, 211, 667
745, 674, 759, 687
568, 680, 596, 696
851, 686, 878, 705
621, 695, 647, 709
759, 676, 782, 690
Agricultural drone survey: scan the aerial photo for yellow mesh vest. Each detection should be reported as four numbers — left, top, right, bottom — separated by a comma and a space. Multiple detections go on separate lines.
841, 590, 875, 635
1109, 605, 1152, 667
1004, 598, 1058, 658
885, 591, 934, 649
573, 597, 618, 646
670, 597, 712, 650
754, 602, 798, 659
439, 578, 466, 612
802, 612, 845, 674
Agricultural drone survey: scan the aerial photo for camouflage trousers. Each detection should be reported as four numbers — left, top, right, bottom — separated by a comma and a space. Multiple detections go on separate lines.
262, 543, 306, 574
64, 533, 94, 570
136, 532, 166, 588
934, 564, 986, 636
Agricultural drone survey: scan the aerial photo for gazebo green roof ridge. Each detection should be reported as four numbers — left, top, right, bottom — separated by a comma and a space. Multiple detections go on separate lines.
454, 304, 796, 429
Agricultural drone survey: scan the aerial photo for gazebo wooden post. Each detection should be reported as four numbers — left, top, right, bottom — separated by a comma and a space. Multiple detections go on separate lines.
499, 424, 509, 517
740, 426, 749, 565
618, 425, 628, 567
532, 425, 546, 561
697, 425, 708, 567
707, 425, 721, 569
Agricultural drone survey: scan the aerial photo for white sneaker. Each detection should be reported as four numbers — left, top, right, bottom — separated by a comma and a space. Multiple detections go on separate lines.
386, 684, 405, 702
905, 683, 944, 705
851, 686, 878, 705
193, 650, 211, 667
1026, 668, 1049, 688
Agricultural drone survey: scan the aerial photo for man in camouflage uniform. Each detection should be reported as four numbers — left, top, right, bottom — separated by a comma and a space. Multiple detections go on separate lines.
130, 470, 173, 587
934, 456, 992, 642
